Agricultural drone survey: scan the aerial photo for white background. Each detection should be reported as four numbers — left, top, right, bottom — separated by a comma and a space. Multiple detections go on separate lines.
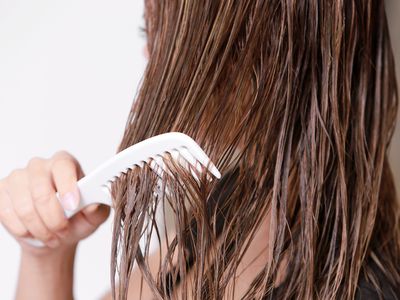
0, 1, 399, 300
0, 0, 145, 299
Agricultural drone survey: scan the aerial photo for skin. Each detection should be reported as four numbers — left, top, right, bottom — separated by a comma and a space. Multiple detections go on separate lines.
0, 46, 151, 300
0, 42, 274, 299
0, 151, 275, 299
0, 152, 110, 300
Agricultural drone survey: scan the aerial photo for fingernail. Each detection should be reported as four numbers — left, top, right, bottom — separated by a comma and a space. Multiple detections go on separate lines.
47, 238, 60, 248
60, 192, 78, 211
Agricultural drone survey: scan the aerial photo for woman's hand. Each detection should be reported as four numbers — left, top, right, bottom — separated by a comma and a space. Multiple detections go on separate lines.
0, 151, 110, 254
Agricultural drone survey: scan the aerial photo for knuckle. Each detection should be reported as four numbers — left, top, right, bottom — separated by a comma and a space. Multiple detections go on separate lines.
8, 169, 24, 182
16, 204, 36, 222
40, 231, 54, 242
51, 157, 74, 173
0, 218, 28, 238
51, 159, 80, 183
13, 227, 29, 238
27, 157, 45, 170
31, 185, 53, 205
50, 218, 68, 232
52, 151, 72, 162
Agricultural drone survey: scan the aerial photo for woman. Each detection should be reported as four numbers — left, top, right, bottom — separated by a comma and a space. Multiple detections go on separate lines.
1, 0, 400, 299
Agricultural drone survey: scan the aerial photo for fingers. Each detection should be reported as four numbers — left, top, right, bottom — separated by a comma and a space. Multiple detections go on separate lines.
7, 170, 57, 246
54, 205, 110, 243
82, 204, 110, 227
51, 152, 82, 212
0, 181, 28, 238
67, 205, 110, 240
0, 151, 110, 250
27, 158, 68, 233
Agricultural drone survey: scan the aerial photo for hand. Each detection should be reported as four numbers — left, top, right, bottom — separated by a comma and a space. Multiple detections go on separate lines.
0, 151, 110, 254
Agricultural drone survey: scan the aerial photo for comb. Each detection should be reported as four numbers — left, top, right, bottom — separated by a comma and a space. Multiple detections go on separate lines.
26, 132, 220, 247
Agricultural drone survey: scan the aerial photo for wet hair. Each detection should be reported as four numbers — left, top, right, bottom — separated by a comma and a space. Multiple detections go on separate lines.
111, 0, 400, 299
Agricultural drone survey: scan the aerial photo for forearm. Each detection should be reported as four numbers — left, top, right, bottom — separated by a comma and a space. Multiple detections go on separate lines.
15, 245, 76, 300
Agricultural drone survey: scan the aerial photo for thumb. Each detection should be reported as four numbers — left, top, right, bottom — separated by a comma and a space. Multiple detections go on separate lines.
81, 204, 111, 228
59, 204, 110, 243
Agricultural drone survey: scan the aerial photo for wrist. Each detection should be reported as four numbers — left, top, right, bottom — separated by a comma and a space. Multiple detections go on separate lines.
20, 243, 76, 271
20, 239, 77, 258
17, 243, 76, 300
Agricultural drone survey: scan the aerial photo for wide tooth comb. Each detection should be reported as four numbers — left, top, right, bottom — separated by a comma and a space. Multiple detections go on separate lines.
69, 132, 219, 218
26, 132, 220, 247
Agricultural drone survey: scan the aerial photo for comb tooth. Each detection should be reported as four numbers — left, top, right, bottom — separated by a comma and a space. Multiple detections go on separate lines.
154, 155, 165, 172
109, 176, 118, 182
149, 154, 196, 193
148, 157, 165, 178
154, 155, 164, 166
102, 186, 110, 195
170, 149, 189, 167
178, 147, 212, 181
180, 146, 221, 179
102, 181, 112, 195
147, 157, 171, 196
154, 177, 168, 197
177, 147, 195, 163
116, 167, 130, 178
111, 164, 140, 182
169, 148, 201, 183
153, 154, 174, 178
125, 166, 135, 175
177, 147, 200, 169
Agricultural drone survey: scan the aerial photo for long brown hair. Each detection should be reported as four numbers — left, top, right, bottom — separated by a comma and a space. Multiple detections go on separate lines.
111, 0, 400, 299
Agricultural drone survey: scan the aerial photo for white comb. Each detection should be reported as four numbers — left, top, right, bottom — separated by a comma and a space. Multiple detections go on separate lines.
26, 132, 220, 247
